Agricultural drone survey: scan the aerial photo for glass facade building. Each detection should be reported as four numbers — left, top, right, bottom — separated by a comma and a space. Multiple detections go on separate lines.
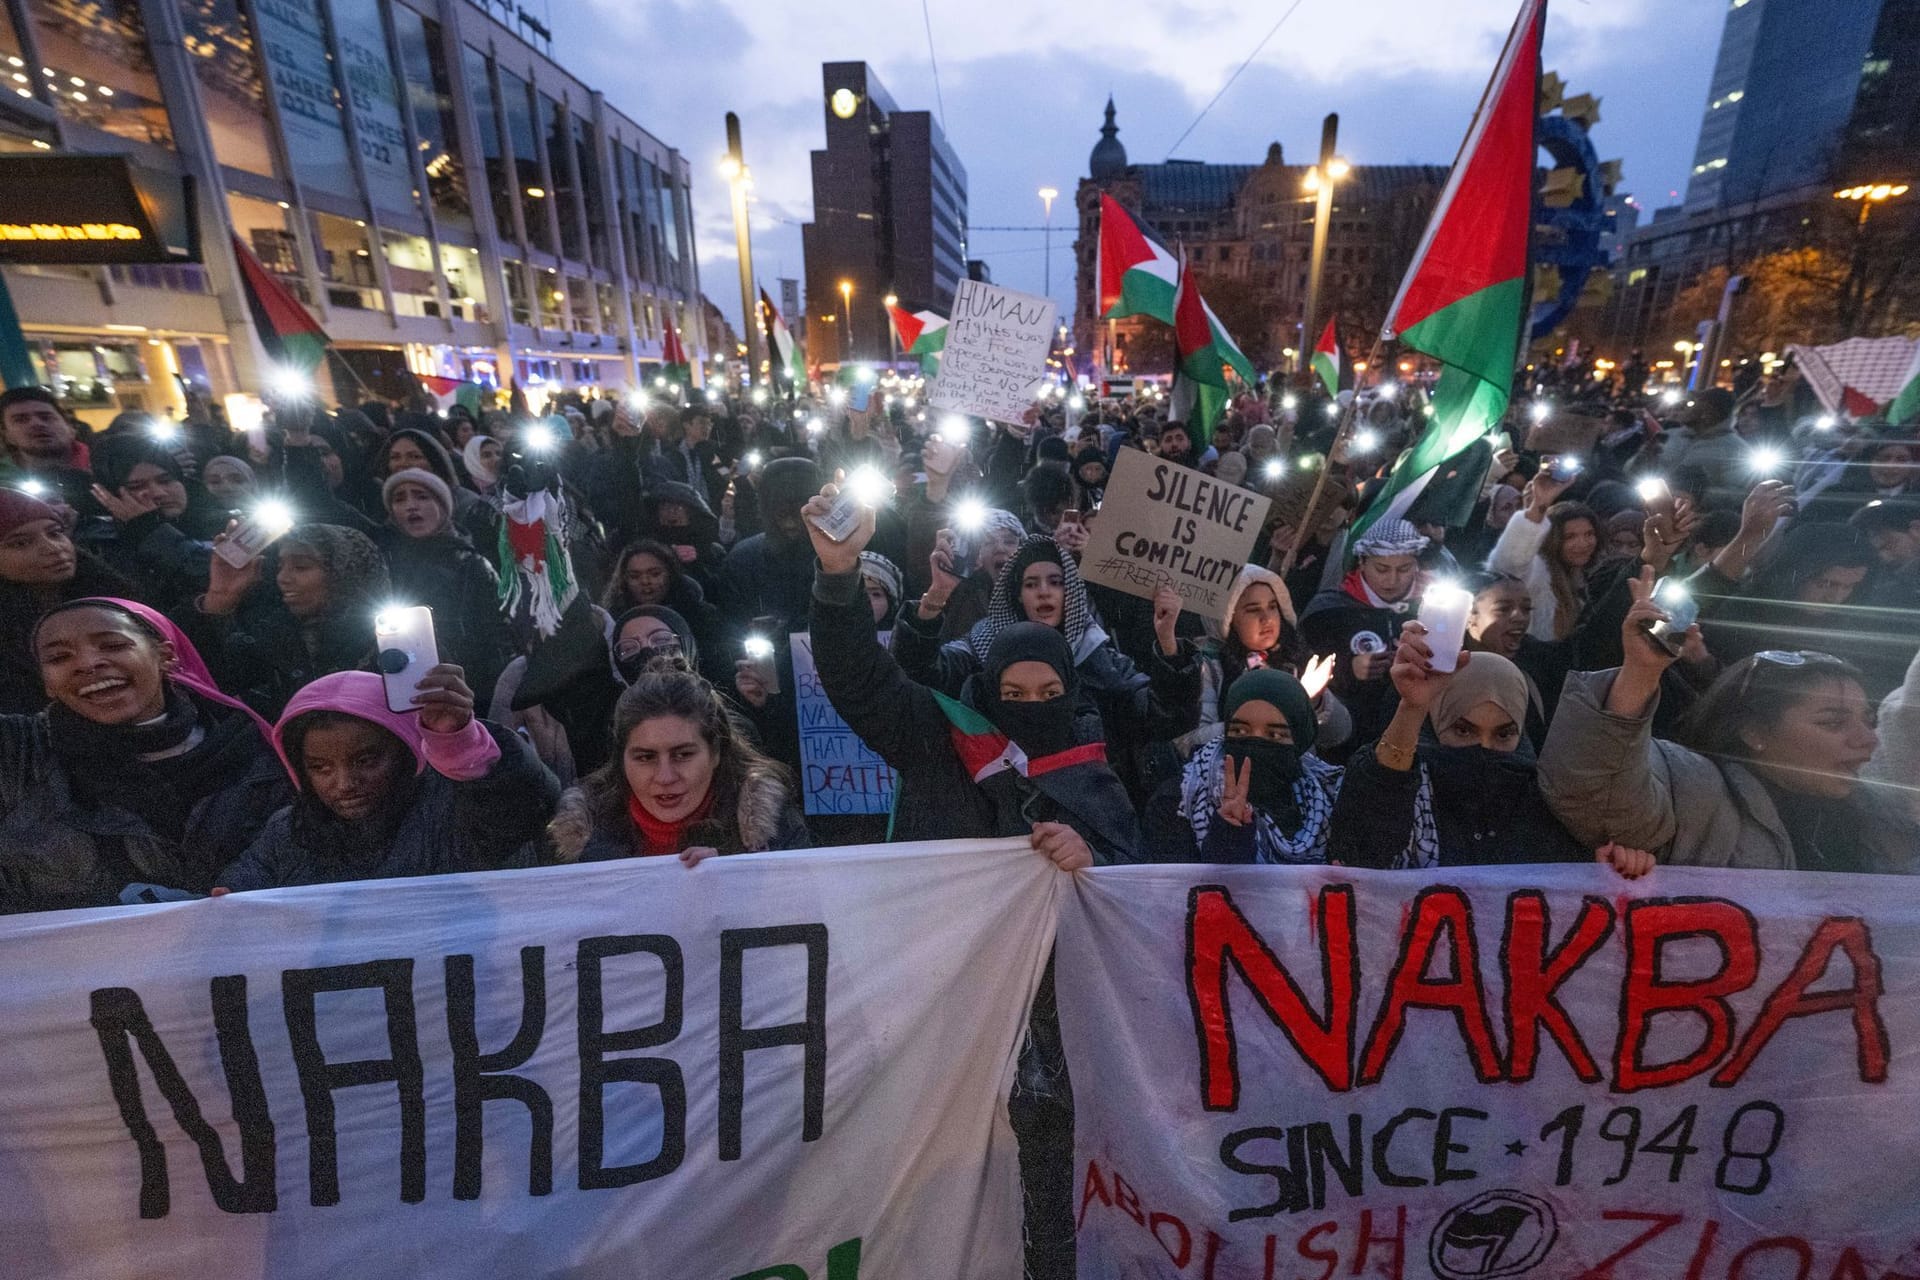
0, 0, 702, 422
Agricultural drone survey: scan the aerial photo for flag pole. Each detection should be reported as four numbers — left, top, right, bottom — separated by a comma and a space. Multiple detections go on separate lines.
1275, 332, 1386, 575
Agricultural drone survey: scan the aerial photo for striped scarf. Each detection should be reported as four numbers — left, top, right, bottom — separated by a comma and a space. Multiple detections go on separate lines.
1178, 738, 1342, 865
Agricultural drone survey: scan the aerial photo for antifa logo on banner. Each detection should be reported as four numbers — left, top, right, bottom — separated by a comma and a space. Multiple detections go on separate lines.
1429, 1190, 1558, 1279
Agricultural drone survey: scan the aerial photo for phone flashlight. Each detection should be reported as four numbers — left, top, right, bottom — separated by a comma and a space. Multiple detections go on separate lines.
268, 366, 311, 401
936, 414, 970, 444
743, 635, 774, 660
1264, 459, 1286, 479
953, 498, 988, 534
744, 450, 763, 469
523, 422, 557, 452
1635, 476, 1669, 504
1351, 427, 1381, 454
148, 419, 181, 442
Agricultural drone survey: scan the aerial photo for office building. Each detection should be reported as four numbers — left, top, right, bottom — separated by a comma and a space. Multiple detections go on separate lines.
801, 61, 967, 367
1072, 98, 1447, 375
0, 0, 704, 425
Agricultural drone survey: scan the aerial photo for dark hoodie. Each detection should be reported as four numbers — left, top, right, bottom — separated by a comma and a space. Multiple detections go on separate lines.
719, 456, 821, 633
218, 670, 558, 889
811, 563, 1137, 857
377, 499, 511, 702
281, 416, 380, 536
639, 480, 728, 593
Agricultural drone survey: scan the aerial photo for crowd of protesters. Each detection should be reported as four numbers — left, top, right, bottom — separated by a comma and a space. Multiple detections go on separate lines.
3, 352, 1918, 1276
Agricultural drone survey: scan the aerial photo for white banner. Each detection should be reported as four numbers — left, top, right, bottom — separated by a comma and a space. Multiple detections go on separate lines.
1058, 862, 1920, 1279
0, 840, 1057, 1280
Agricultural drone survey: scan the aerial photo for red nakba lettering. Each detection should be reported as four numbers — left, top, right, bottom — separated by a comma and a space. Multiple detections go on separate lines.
1503, 892, 1614, 1083
1614, 899, 1759, 1092
1077, 1159, 1112, 1229
1713, 917, 1889, 1086
1186, 885, 1357, 1110
1359, 887, 1501, 1085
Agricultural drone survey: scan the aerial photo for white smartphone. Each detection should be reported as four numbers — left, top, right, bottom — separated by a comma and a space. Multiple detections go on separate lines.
213, 511, 292, 568
374, 606, 440, 714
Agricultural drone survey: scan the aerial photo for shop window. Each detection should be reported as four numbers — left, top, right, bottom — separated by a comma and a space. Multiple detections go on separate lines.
311, 212, 379, 310
177, 0, 276, 176
228, 193, 310, 303
565, 275, 593, 332
440, 242, 488, 323
382, 231, 440, 318
501, 258, 532, 326
27, 0, 174, 148
538, 266, 563, 328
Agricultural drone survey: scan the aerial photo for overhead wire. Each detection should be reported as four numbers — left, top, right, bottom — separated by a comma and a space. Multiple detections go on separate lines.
1162, 0, 1308, 159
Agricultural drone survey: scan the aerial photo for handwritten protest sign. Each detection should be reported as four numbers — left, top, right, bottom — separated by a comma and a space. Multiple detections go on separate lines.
1059, 861, 1920, 1279
792, 631, 897, 816
0, 842, 1054, 1279
928, 279, 1057, 423
1081, 448, 1271, 621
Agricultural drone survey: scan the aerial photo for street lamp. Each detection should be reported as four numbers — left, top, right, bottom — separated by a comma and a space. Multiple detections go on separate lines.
1834, 182, 1912, 227
723, 113, 760, 388
1299, 113, 1344, 380
883, 291, 899, 366
837, 279, 853, 364
1038, 186, 1059, 299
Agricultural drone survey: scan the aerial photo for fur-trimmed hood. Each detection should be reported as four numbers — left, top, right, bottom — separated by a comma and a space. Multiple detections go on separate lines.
546, 761, 801, 862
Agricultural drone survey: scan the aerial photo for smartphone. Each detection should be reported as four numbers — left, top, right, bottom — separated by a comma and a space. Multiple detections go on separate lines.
806, 471, 895, 542
1061, 509, 1084, 528
1644, 577, 1700, 655
1548, 454, 1585, 483
848, 381, 874, 412
213, 502, 296, 569
374, 606, 440, 714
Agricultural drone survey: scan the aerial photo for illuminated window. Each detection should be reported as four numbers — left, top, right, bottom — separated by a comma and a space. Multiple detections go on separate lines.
28, 0, 173, 149
178, 0, 276, 176
390, 7, 470, 222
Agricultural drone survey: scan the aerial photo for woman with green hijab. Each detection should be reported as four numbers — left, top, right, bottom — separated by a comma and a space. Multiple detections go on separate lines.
1140, 667, 1343, 863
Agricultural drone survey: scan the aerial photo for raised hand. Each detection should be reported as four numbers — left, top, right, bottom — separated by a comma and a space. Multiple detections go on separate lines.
1053, 518, 1090, 555
1389, 620, 1465, 713
1526, 466, 1575, 515
1151, 579, 1181, 657
1299, 652, 1336, 700
411, 663, 475, 735
799, 474, 875, 575
1217, 755, 1254, 827
203, 520, 263, 616
91, 483, 156, 524
928, 529, 964, 599
1738, 479, 1795, 543
1620, 565, 1690, 675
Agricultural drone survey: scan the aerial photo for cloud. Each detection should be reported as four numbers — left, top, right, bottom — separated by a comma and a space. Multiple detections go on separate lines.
549, 0, 1724, 330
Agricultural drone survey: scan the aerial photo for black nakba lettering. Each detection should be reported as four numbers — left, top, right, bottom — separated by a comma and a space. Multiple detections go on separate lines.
719, 924, 829, 1161
89, 979, 277, 1218
576, 934, 685, 1190
447, 948, 551, 1199
282, 959, 426, 1207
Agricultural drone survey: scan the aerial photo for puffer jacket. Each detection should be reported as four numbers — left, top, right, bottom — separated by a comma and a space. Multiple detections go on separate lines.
217, 672, 559, 890
545, 763, 811, 862
1540, 668, 1920, 872
0, 701, 290, 912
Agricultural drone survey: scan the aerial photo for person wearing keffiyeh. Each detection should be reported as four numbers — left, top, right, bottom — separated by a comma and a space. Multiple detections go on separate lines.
1139, 668, 1343, 864
892, 534, 1200, 804
1299, 517, 1431, 756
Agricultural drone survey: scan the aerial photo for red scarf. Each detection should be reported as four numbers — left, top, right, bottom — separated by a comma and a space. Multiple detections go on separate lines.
627, 786, 716, 857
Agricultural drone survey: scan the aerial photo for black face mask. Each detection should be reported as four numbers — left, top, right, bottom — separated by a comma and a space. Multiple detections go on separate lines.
1425, 744, 1535, 810
616, 642, 683, 683
1224, 737, 1303, 819
990, 694, 1078, 759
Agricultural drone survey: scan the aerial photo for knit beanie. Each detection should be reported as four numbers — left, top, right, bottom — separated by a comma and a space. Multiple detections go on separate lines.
0, 487, 58, 537
382, 467, 453, 518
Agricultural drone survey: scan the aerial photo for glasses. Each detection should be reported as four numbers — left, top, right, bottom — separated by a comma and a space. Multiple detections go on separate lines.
1735, 650, 1850, 701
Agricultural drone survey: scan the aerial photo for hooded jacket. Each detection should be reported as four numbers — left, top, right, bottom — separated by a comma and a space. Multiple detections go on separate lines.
366, 427, 498, 549
545, 759, 810, 862
218, 670, 559, 889
0, 599, 290, 911
376, 517, 512, 703
811, 566, 1138, 858
719, 457, 822, 632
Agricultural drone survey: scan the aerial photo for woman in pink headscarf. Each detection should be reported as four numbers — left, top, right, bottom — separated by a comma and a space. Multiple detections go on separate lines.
0, 596, 290, 911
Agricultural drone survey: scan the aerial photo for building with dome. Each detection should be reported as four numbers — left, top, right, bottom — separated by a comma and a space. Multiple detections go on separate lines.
1071, 99, 1449, 379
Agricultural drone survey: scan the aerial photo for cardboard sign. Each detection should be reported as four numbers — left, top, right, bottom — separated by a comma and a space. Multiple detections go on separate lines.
1059, 861, 1920, 1278
791, 631, 898, 816
0, 841, 1055, 1279
928, 279, 1057, 423
1081, 449, 1271, 621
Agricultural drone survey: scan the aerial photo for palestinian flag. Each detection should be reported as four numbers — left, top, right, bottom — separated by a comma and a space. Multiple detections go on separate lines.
661, 317, 691, 387
887, 303, 949, 374
1891, 345, 1920, 427
230, 233, 326, 373
759, 287, 799, 385
1097, 193, 1177, 322
1355, 0, 1545, 544
498, 488, 578, 640
1311, 316, 1340, 397
1168, 253, 1254, 443
930, 690, 1107, 782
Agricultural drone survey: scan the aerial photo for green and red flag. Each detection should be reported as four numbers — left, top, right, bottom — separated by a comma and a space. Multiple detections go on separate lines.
230, 233, 326, 374
1168, 253, 1255, 443
1887, 344, 1920, 427
1311, 316, 1340, 397
1097, 193, 1178, 323
1353, 0, 1546, 544
661, 316, 691, 387
886, 302, 949, 374
758, 286, 799, 385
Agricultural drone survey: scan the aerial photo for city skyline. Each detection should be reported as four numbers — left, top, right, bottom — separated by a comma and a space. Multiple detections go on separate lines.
550, 0, 1729, 333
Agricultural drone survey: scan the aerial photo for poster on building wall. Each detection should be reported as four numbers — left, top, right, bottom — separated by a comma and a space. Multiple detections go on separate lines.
928, 279, 1057, 424
250, 0, 356, 196
328, 0, 418, 214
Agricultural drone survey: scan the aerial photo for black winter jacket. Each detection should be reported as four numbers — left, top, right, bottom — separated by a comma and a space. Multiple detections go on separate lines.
1328, 744, 1587, 869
